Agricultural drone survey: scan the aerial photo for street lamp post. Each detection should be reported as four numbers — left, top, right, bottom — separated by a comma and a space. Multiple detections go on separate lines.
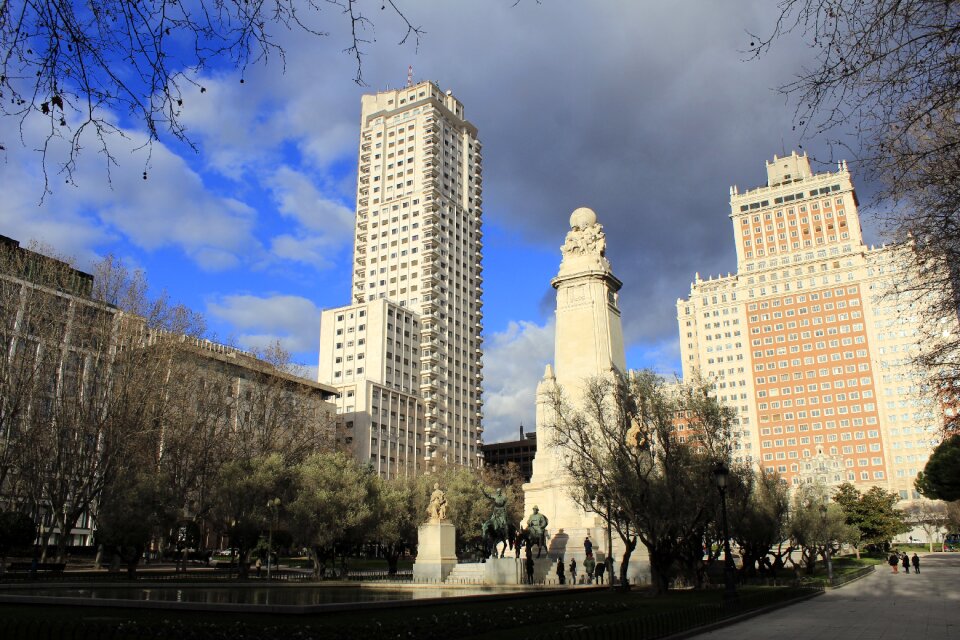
819, 504, 834, 583
266, 498, 281, 580
713, 462, 737, 600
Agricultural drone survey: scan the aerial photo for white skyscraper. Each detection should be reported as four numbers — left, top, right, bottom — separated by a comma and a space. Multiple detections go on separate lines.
319, 80, 484, 476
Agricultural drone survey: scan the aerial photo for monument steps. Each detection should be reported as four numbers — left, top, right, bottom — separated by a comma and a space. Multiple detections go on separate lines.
444, 562, 486, 584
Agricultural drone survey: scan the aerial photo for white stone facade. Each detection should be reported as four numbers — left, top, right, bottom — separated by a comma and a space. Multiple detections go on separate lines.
524, 208, 641, 579
319, 81, 484, 475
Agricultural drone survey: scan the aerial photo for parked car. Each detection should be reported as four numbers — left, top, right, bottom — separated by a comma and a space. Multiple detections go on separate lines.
943, 533, 960, 552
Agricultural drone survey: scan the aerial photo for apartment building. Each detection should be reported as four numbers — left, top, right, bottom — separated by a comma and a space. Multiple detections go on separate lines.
0, 236, 339, 547
319, 81, 484, 476
678, 152, 950, 500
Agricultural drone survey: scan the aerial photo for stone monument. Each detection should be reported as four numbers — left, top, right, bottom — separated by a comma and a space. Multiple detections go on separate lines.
413, 484, 457, 582
523, 207, 645, 581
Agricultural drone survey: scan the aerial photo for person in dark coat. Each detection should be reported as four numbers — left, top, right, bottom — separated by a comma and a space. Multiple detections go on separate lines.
888, 552, 899, 573
525, 553, 535, 584
556, 558, 565, 585
902, 552, 910, 573
912, 553, 920, 573
583, 555, 596, 584
595, 559, 606, 584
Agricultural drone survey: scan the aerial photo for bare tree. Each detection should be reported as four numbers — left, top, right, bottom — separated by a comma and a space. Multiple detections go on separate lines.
150, 338, 336, 555
754, 2, 960, 410
230, 342, 337, 465
547, 370, 737, 593
0, 0, 423, 188
902, 500, 950, 552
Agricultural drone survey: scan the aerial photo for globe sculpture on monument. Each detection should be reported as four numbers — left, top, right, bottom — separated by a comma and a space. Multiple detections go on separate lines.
523, 207, 637, 576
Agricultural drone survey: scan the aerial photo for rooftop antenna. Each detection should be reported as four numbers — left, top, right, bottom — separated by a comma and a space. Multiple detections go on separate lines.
406, 65, 413, 88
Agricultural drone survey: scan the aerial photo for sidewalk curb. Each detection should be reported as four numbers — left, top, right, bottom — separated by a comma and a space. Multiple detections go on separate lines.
824, 565, 875, 590
660, 589, 824, 640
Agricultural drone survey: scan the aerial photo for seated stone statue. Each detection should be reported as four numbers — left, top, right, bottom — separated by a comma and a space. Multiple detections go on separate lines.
427, 483, 448, 522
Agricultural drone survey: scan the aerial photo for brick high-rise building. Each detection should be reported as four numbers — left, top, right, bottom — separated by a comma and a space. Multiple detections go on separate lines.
678, 152, 951, 500
319, 81, 484, 476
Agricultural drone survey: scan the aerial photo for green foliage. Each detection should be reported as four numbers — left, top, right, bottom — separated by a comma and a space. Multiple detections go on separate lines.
95, 473, 166, 550
789, 484, 859, 573
288, 452, 377, 574
0, 511, 35, 555
916, 435, 960, 502
94, 471, 173, 575
210, 454, 291, 567
833, 483, 909, 550
728, 469, 790, 574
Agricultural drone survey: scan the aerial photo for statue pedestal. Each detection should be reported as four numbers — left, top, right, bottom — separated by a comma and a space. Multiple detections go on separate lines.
413, 521, 457, 582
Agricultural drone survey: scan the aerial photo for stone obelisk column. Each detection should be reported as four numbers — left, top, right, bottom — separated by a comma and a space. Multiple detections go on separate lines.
523, 207, 626, 562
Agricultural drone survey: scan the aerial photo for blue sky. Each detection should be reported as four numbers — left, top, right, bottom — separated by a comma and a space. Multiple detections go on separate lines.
0, 1, 883, 443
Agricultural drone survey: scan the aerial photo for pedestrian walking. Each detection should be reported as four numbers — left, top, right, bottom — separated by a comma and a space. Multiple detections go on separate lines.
557, 558, 565, 585
888, 552, 899, 573
255, 557, 262, 577
525, 553, 535, 584
912, 553, 920, 573
569, 558, 577, 584
902, 552, 910, 574
595, 559, 606, 584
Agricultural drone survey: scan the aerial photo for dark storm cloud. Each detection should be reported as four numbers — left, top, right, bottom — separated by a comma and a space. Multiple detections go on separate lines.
357, 1, 858, 348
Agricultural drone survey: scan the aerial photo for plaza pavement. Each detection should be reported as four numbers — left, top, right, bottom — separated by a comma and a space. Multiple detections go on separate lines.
691, 554, 960, 640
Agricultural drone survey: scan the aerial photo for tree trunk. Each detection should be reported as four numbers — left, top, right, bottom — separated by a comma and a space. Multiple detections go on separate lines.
39, 529, 54, 563
385, 544, 400, 575
647, 548, 673, 595
804, 547, 817, 575
126, 545, 142, 579
309, 546, 322, 579
54, 512, 73, 563
94, 544, 104, 569
618, 536, 637, 590
237, 546, 249, 579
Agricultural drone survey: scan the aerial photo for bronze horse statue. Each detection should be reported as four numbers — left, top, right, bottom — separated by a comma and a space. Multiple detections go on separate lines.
481, 518, 514, 559
519, 526, 548, 558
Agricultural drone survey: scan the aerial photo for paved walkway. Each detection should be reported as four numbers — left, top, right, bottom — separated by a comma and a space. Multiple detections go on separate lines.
691, 554, 960, 640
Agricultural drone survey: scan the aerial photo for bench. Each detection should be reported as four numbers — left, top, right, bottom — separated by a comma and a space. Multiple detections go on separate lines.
7, 562, 66, 574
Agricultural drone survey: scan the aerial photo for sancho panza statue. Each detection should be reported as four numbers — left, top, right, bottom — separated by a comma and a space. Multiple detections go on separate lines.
526, 505, 549, 558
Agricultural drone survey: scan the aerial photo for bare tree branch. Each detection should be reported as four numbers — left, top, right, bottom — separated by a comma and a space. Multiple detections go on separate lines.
0, 0, 423, 191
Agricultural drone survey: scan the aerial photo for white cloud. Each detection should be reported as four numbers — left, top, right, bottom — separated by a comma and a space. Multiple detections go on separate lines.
269, 166, 355, 235
207, 293, 321, 355
0, 115, 261, 272
481, 319, 555, 444
262, 166, 356, 269
175, 30, 363, 178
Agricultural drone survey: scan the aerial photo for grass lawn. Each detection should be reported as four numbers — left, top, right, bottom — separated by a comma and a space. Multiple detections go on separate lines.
0, 584, 816, 640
